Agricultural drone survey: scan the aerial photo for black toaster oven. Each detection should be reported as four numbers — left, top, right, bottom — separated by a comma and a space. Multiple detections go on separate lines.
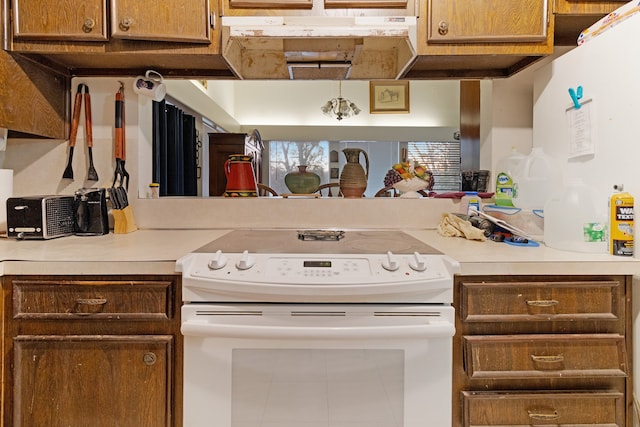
6, 195, 76, 239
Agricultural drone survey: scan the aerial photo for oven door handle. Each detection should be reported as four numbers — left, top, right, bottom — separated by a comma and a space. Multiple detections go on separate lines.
181, 321, 455, 339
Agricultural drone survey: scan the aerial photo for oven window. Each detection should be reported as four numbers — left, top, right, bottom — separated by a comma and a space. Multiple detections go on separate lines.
231, 349, 404, 427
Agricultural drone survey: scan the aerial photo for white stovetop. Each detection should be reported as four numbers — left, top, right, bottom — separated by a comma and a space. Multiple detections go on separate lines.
0, 228, 638, 276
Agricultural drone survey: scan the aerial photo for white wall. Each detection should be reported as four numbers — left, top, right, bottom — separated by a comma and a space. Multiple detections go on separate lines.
167, 79, 461, 141
484, 47, 575, 192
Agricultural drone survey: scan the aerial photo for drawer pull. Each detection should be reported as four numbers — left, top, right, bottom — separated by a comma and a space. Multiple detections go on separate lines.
528, 410, 559, 421
73, 298, 107, 315
526, 299, 559, 307
531, 354, 564, 363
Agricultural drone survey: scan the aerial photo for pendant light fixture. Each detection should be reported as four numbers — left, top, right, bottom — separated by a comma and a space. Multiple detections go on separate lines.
320, 81, 361, 121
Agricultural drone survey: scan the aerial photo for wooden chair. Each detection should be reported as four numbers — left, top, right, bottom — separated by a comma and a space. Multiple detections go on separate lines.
374, 185, 430, 197
257, 183, 279, 197
314, 183, 342, 197
374, 185, 400, 197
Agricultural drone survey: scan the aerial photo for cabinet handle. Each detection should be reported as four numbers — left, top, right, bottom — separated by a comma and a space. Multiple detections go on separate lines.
143, 352, 157, 366
531, 354, 564, 363
528, 410, 559, 421
76, 297, 107, 306
120, 18, 133, 31
82, 18, 95, 33
72, 298, 107, 315
437, 21, 449, 36
526, 299, 559, 307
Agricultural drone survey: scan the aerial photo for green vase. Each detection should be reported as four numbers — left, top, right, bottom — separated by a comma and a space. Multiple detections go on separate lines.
284, 165, 321, 194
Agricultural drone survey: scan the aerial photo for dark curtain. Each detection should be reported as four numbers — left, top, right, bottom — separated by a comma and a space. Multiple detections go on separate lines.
152, 101, 197, 196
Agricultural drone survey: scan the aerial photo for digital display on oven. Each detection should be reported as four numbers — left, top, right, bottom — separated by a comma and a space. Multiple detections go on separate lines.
303, 260, 332, 268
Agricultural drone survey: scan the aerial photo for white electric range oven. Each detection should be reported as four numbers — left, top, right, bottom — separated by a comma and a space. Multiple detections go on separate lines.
177, 229, 460, 427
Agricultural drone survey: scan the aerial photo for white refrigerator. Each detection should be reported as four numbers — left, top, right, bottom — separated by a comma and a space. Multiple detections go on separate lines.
533, 11, 640, 204
533, 12, 640, 424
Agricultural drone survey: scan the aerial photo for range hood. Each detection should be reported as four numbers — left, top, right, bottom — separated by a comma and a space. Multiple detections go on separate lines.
221, 16, 417, 80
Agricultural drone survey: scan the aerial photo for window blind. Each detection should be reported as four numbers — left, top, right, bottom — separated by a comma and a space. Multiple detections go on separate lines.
407, 141, 461, 192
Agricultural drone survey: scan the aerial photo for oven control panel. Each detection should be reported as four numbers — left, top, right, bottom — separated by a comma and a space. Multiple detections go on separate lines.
180, 251, 457, 285
178, 251, 460, 303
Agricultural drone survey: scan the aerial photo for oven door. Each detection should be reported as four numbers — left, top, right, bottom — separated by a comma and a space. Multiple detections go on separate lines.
181, 303, 455, 427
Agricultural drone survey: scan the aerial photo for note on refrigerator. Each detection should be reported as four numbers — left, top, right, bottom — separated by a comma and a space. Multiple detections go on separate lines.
566, 98, 596, 158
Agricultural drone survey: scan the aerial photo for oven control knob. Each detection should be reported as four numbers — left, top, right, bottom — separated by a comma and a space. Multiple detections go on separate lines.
409, 252, 427, 272
381, 251, 400, 271
236, 250, 256, 270
208, 250, 228, 270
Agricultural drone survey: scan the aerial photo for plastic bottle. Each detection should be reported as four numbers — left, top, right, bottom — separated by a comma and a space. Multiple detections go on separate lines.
609, 184, 634, 256
512, 147, 559, 210
544, 179, 607, 253
494, 148, 526, 207
460, 191, 481, 215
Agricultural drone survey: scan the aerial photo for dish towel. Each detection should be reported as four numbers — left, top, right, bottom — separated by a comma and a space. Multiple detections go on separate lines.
437, 213, 486, 241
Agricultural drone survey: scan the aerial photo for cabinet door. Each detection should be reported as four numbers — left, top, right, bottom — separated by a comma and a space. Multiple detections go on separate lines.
0, 51, 69, 139
427, 0, 549, 43
111, 0, 210, 43
12, 0, 107, 41
13, 335, 173, 427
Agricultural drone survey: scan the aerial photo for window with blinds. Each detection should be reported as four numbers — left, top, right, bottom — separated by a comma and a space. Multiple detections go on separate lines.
407, 141, 461, 192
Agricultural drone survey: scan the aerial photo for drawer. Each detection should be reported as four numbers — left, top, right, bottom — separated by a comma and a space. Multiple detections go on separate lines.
463, 334, 627, 379
13, 279, 173, 320
462, 390, 624, 426
460, 279, 623, 323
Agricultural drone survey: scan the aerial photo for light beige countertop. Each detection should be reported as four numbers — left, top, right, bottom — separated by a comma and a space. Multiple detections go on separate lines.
1, 228, 638, 276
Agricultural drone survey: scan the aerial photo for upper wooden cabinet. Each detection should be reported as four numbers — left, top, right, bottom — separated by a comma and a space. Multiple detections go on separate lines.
227, 0, 313, 10
224, 0, 406, 9
407, 0, 553, 78
6, 0, 231, 78
0, 50, 69, 139
553, 0, 629, 45
110, 0, 210, 43
12, 0, 108, 41
12, 0, 209, 43
221, 0, 414, 16
426, 0, 549, 44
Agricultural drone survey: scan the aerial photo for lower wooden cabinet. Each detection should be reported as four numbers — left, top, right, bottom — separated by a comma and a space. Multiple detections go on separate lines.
453, 275, 632, 427
2, 275, 183, 427
462, 390, 625, 426
14, 336, 173, 427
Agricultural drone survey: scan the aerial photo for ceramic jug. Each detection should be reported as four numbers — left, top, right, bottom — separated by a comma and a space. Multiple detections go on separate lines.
285, 165, 321, 194
224, 154, 258, 197
339, 148, 369, 198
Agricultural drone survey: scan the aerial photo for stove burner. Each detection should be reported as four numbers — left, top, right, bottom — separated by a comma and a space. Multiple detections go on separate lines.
297, 230, 345, 241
